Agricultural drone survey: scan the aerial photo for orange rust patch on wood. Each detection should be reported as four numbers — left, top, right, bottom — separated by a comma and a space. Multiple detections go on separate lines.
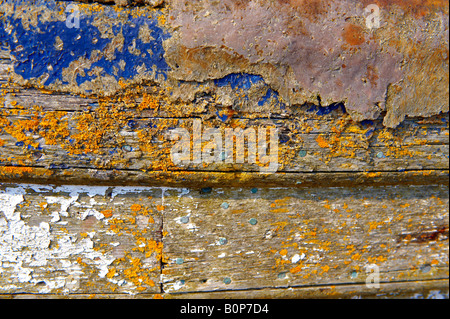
398, 226, 449, 244
361, 0, 449, 16
342, 24, 365, 46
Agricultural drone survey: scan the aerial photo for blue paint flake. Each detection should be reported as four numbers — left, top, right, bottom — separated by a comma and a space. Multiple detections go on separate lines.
316, 103, 346, 116
216, 111, 230, 122
213, 73, 286, 108
306, 102, 347, 116
0, 2, 171, 88
214, 73, 263, 90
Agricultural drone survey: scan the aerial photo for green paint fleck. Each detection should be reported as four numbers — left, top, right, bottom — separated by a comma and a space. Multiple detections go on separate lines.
176, 258, 184, 265
298, 150, 307, 157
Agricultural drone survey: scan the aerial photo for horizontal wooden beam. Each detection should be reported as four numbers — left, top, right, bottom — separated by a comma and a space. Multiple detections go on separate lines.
0, 183, 448, 296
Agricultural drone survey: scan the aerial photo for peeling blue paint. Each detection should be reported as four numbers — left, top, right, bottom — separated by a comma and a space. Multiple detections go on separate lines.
0, 1, 171, 89
214, 73, 263, 90
216, 110, 230, 122
306, 102, 347, 115
214, 73, 286, 108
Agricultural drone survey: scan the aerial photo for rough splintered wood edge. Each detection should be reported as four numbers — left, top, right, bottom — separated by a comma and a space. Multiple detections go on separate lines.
0, 280, 448, 299
1, 57, 448, 186
0, 168, 449, 188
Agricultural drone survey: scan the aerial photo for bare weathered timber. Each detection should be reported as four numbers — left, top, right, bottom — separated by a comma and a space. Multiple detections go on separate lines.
0, 183, 448, 298
161, 185, 449, 294
0, 75, 448, 186
1, 0, 448, 127
0, 0, 449, 299
0, 184, 163, 294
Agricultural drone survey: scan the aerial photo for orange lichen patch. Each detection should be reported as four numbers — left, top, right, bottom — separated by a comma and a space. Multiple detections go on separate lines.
351, 253, 362, 261
271, 221, 288, 231
153, 294, 164, 299
0, 166, 33, 176
106, 268, 116, 279
65, 104, 127, 156
365, 172, 382, 178
76, 257, 88, 267
368, 221, 385, 231
431, 259, 439, 265
139, 93, 160, 111
376, 128, 415, 157
368, 255, 388, 263
131, 204, 143, 212
290, 265, 302, 274
342, 23, 365, 46
104, 210, 163, 292
0, 106, 70, 150
316, 135, 330, 148
270, 208, 289, 213
101, 209, 113, 218
279, 249, 288, 256
38, 111, 70, 146
122, 256, 156, 290
321, 265, 330, 273
156, 205, 165, 211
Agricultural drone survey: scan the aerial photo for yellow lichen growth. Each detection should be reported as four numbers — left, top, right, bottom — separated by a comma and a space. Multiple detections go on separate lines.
131, 204, 143, 212
321, 265, 330, 273
316, 135, 330, 148
290, 265, 302, 274
0, 166, 33, 176
101, 209, 113, 218
139, 93, 160, 111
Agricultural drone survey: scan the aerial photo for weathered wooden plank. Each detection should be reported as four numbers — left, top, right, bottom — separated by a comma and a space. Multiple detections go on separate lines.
161, 185, 449, 293
1, 98, 448, 183
1, 183, 448, 297
0, 280, 448, 299
0, 0, 448, 128
0, 0, 449, 300
0, 184, 163, 294
1, 167, 449, 188
164, 280, 450, 299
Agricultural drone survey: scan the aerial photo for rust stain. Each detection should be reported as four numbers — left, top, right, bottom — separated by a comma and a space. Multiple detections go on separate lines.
361, 0, 449, 16
365, 65, 379, 88
398, 226, 449, 243
283, 0, 332, 21
343, 24, 365, 46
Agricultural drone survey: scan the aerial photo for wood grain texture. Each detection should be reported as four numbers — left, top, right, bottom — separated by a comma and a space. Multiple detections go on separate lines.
0, 184, 163, 294
1, 63, 448, 186
0, 1, 449, 299
1, 184, 448, 297
0, 280, 448, 299
161, 185, 449, 293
